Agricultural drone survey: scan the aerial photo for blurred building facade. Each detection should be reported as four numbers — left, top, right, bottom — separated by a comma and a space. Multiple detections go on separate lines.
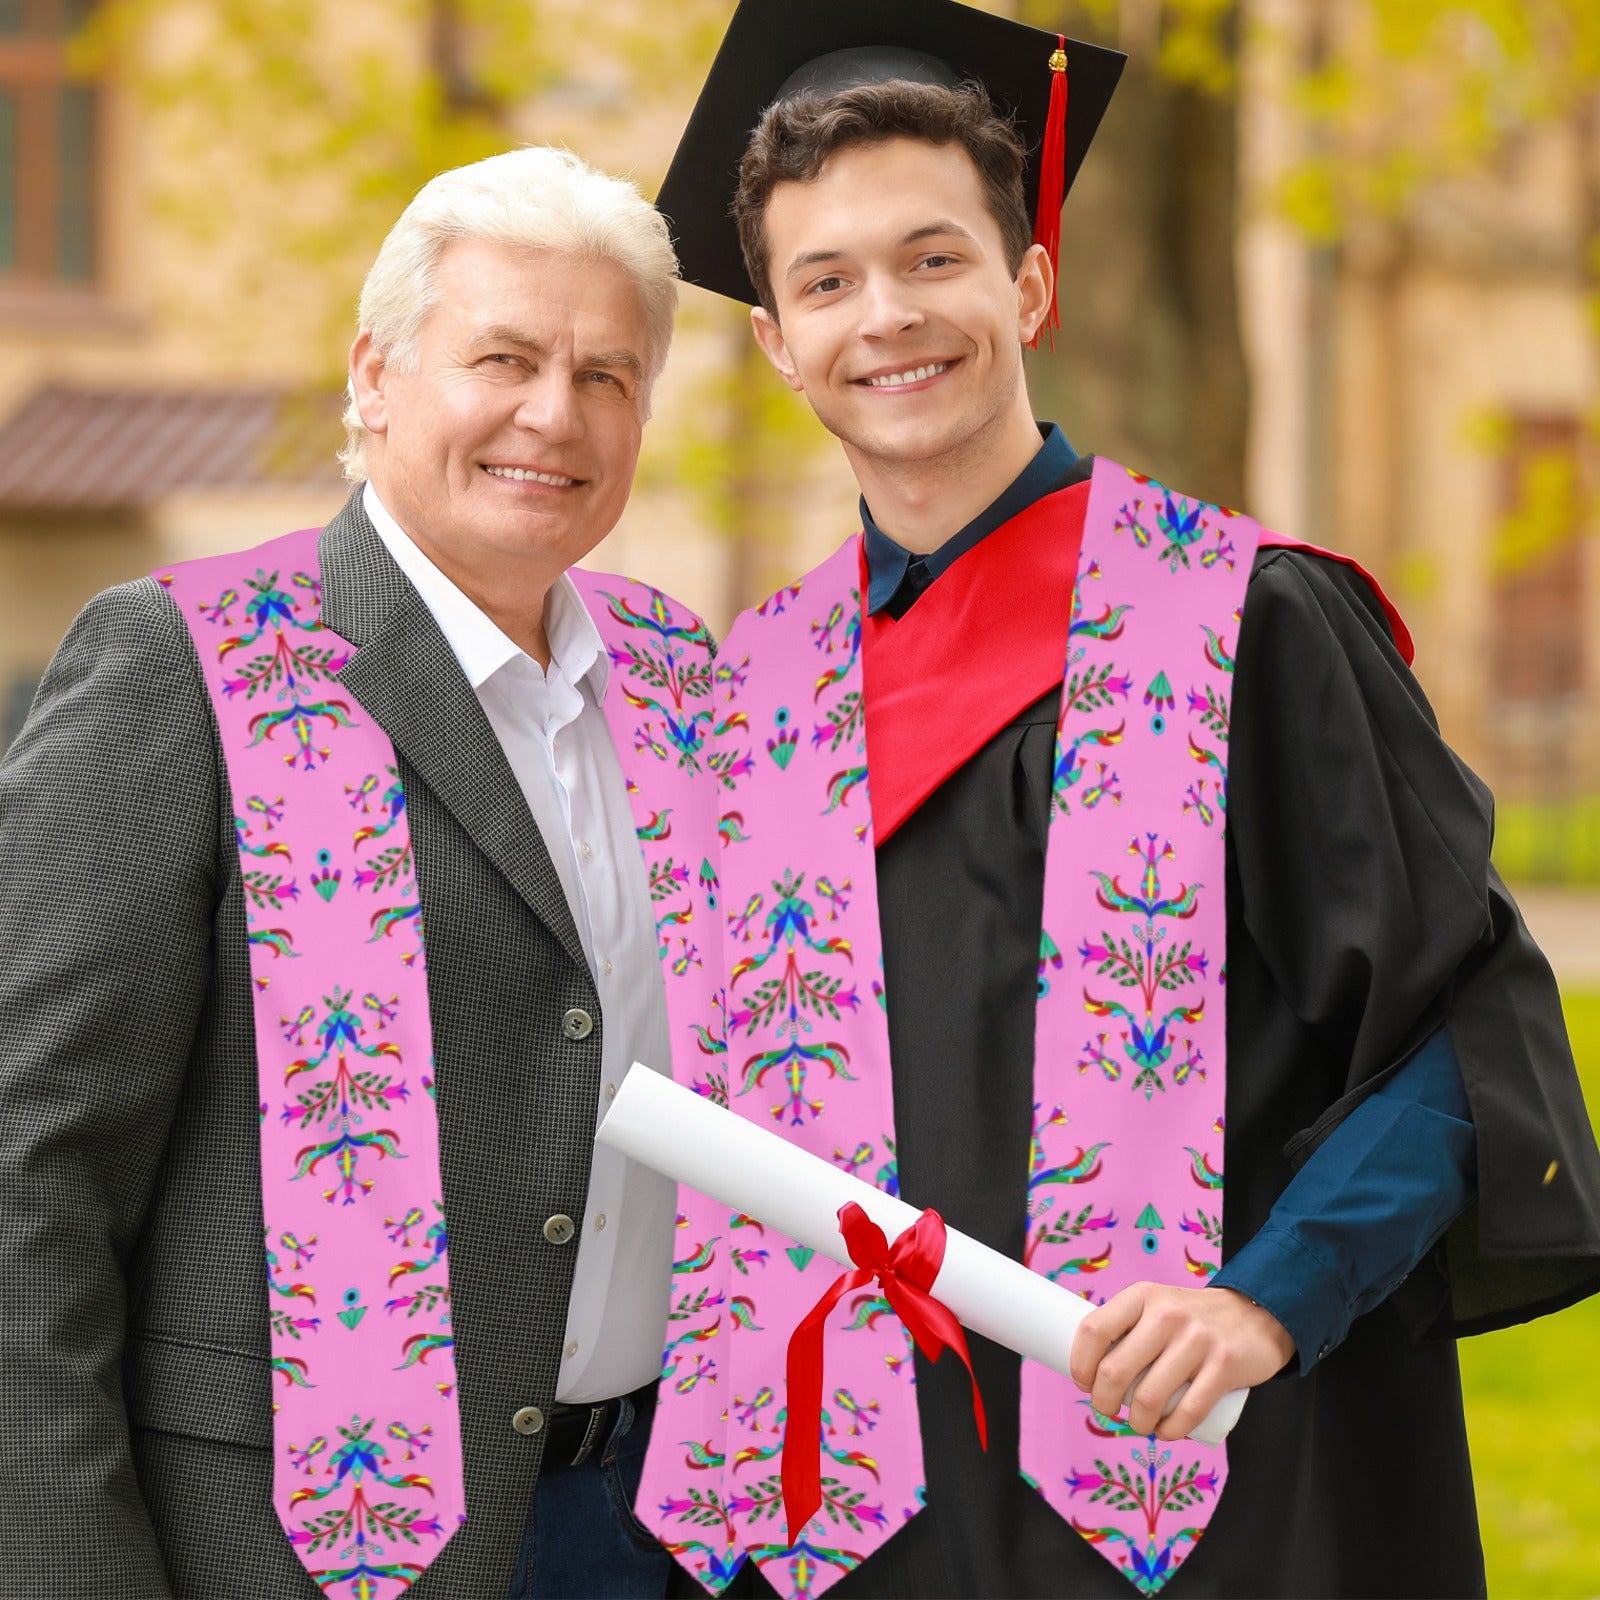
3, 0, 1597, 836
0, 0, 853, 749
1239, 0, 1600, 820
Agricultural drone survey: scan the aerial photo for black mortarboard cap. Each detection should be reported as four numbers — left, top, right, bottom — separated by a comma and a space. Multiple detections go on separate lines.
657, 0, 1127, 311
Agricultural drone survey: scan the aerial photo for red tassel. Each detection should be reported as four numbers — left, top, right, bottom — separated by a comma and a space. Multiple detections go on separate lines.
1029, 36, 1069, 352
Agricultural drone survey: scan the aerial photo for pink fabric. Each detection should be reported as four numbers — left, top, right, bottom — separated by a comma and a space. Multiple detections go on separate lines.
643, 459, 1260, 1597
567, 571, 738, 1570
162, 529, 465, 1595
642, 546, 917, 1596
1018, 459, 1258, 1593
160, 538, 721, 1597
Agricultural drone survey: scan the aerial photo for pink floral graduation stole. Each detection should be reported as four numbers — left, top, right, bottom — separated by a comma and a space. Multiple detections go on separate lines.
161, 532, 722, 1598
641, 457, 1264, 1598
567, 566, 732, 1502
163, 529, 465, 1596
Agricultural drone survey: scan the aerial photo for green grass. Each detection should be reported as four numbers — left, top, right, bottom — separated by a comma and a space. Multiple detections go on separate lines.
1492, 799, 1600, 887
1459, 990, 1600, 1597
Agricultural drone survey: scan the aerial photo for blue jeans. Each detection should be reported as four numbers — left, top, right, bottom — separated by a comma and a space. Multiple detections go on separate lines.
509, 1391, 672, 1600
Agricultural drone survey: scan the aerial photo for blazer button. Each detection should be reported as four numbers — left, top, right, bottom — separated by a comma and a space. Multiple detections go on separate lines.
561, 1007, 594, 1041
543, 1214, 577, 1246
512, 1405, 545, 1436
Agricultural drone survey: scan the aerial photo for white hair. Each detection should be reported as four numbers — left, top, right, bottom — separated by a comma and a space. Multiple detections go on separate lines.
339, 145, 679, 482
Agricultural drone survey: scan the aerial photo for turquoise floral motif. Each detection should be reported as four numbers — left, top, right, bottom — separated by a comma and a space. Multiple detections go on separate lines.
806, 592, 868, 830
1053, 565, 1131, 816
1186, 619, 1236, 823
810, 593, 862, 712
656, 1497, 874, 1600
387, 1421, 434, 1461
1184, 1145, 1224, 1190
351, 769, 406, 843
814, 876, 851, 921
708, 656, 758, 794
1067, 558, 1132, 647
1077, 837, 1209, 1099
279, 987, 410, 1204
1201, 618, 1238, 674
756, 581, 803, 617
666, 1224, 725, 1367
311, 848, 341, 902
384, 1203, 449, 1321
1064, 1439, 1220, 1596
1144, 672, 1175, 736
689, 990, 730, 1104
1026, 1105, 1116, 1279
364, 992, 399, 1029
266, 1228, 321, 1342
1113, 481, 1221, 576
767, 707, 799, 770
237, 794, 289, 855
348, 768, 421, 961
209, 565, 355, 769
338, 1286, 369, 1330
728, 869, 860, 1126
286, 1414, 446, 1593
596, 585, 717, 771
1180, 1205, 1223, 1277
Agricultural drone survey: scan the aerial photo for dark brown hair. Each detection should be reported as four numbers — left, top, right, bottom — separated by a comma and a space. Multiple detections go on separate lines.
734, 79, 1032, 315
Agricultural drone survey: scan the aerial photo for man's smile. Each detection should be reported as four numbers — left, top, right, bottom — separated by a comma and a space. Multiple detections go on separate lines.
480, 463, 585, 488
852, 358, 960, 392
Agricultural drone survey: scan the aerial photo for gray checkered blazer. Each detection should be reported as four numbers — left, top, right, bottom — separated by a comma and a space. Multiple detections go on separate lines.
0, 494, 619, 1598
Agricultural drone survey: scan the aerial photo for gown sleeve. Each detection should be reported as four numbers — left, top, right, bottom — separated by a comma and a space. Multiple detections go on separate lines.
1227, 547, 1600, 1337
1212, 1024, 1476, 1369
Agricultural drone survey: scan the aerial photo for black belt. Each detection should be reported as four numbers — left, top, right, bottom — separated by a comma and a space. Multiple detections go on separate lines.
543, 1381, 656, 1470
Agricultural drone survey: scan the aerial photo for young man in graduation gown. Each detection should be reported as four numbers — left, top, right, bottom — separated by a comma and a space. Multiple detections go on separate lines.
637, 4, 1600, 1597
0, 149, 723, 1599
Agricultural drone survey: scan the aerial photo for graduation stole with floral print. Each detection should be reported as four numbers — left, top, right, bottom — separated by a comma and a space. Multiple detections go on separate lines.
641, 457, 1271, 1599
160, 530, 722, 1600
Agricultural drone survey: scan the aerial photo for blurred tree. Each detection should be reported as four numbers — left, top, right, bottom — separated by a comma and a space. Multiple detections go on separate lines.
1009, 0, 1600, 545
73, 0, 831, 621
956, 0, 1254, 507
75, 0, 1598, 608
1261, 0, 1600, 575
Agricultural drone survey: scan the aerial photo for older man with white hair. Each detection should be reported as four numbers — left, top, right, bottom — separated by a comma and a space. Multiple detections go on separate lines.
0, 147, 721, 1600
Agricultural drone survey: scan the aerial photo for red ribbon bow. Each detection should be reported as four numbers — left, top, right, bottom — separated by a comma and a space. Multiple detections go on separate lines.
782, 1203, 988, 1545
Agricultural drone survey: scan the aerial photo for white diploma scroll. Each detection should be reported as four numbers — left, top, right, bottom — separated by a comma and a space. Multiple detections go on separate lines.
599, 1063, 1246, 1446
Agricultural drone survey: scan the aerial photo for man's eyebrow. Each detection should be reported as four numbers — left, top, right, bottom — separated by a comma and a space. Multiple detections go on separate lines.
467, 327, 644, 379
785, 247, 849, 282
783, 220, 980, 281
468, 325, 550, 353
901, 219, 979, 248
582, 348, 647, 379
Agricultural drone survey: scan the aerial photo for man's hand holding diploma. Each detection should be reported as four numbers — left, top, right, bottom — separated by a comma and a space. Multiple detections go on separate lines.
1071, 1284, 1296, 1442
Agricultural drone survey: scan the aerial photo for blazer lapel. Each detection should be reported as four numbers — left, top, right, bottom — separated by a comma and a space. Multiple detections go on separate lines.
317, 492, 589, 974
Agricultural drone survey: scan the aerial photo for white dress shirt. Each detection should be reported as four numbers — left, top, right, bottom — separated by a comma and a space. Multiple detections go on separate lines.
364, 483, 675, 1403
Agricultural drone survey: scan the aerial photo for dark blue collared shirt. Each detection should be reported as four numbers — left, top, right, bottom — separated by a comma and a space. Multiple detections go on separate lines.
861, 422, 1477, 1371
863, 423, 1078, 617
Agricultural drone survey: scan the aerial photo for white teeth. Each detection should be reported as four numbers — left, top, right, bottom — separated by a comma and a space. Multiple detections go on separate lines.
484, 465, 577, 486
864, 362, 948, 388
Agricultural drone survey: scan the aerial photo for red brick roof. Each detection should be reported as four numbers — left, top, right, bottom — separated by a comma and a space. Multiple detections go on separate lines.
0, 386, 347, 512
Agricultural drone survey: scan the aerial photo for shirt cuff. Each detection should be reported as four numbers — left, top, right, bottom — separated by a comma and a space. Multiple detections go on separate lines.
1211, 1223, 1350, 1375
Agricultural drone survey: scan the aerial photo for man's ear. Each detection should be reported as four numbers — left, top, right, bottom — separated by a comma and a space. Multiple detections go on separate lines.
1015, 243, 1055, 346
750, 305, 804, 394
349, 330, 390, 436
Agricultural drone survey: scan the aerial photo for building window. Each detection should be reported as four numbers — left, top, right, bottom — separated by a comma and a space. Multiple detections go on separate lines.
0, 0, 98, 285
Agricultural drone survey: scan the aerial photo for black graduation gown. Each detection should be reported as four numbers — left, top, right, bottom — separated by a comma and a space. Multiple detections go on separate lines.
711, 526, 1600, 1599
